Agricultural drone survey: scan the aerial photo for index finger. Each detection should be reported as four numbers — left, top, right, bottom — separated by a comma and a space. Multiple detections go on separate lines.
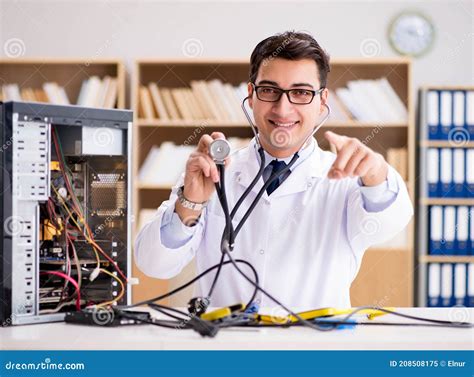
211, 131, 226, 140
196, 134, 214, 153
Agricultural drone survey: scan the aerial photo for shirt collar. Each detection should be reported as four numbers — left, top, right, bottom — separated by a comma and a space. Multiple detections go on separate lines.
253, 137, 316, 171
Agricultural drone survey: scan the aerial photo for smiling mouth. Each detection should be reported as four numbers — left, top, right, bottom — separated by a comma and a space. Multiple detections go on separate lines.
268, 120, 300, 128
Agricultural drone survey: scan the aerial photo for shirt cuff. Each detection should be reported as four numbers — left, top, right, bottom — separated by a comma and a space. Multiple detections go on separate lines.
160, 201, 199, 248
357, 167, 400, 212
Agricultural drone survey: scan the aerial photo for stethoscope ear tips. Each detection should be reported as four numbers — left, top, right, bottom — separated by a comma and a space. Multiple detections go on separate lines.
209, 139, 231, 164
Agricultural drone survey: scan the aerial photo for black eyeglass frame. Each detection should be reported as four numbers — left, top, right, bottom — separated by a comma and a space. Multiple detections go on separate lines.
251, 83, 325, 104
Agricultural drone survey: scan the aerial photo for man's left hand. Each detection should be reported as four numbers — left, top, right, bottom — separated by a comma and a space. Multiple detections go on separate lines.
324, 130, 389, 187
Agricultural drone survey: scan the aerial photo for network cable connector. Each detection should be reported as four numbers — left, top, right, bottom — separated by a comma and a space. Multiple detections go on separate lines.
0, 101, 133, 325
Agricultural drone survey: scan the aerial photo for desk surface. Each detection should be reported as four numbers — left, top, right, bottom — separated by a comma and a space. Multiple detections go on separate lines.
1, 308, 473, 350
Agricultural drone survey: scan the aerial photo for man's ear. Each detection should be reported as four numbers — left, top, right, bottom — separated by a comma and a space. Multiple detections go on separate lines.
247, 82, 254, 109
319, 88, 329, 115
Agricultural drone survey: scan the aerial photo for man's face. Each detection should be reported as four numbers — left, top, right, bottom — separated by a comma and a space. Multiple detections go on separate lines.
248, 58, 328, 158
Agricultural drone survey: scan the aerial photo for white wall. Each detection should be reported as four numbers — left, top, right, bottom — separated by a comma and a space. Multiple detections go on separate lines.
1, 0, 473, 104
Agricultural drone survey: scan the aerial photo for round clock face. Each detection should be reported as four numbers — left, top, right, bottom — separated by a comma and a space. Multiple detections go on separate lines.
389, 12, 435, 57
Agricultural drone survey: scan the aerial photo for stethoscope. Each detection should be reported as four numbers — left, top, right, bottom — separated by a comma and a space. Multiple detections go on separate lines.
209, 96, 332, 240
194, 95, 331, 315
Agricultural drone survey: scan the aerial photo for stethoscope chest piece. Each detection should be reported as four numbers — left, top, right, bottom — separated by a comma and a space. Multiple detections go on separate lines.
209, 139, 231, 164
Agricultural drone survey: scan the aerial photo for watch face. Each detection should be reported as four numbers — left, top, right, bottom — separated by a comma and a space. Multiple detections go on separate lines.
389, 12, 434, 57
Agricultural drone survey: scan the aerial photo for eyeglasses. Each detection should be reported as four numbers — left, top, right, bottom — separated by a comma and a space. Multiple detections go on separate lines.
252, 83, 324, 104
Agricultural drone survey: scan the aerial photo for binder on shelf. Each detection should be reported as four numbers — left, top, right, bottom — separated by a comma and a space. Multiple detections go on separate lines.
467, 91, 474, 137
456, 206, 469, 255
439, 91, 452, 140
452, 148, 465, 198
454, 263, 467, 306
453, 91, 465, 128
466, 149, 474, 196
439, 148, 453, 196
440, 263, 454, 307
428, 263, 441, 307
443, 206, 456, 254
468, 263, 474, 306
470, 207, 474, 256
426, 90, 440, 140
426, 148, 439, 197
429, 206, 443, 255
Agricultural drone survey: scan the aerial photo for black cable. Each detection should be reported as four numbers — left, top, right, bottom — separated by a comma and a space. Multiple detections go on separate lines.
220, 246, 336, 332
214, 153, 343, 332
118, 259, 259, 310
207, 165, 233, 298
147, 303, 189, 322
207, 148, 267, 300
118, 312, 192, 330
337, 306, 473, 328
232, 153, 299, 239
230, 146, 266, 220
207, 253, 226, 298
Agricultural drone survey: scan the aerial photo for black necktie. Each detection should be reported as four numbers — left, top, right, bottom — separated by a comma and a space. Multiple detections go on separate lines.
266, 160, 288, 195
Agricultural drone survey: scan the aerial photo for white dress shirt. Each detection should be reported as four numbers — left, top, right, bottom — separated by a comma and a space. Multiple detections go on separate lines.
134, 138, 413, 310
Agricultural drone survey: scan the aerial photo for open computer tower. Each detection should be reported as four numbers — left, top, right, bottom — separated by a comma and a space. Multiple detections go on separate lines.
0, 101, 133, 325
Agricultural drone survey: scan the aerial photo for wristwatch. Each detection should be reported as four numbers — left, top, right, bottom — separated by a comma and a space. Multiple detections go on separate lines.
177, 186, 208, 211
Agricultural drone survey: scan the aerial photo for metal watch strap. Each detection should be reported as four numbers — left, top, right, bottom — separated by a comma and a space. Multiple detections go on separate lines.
177, 186, 208, 211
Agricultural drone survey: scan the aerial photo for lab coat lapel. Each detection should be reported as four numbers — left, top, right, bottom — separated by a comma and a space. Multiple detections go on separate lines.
233, 143, 265, 195
270, 149, 322, 198
234, 141, 326, 199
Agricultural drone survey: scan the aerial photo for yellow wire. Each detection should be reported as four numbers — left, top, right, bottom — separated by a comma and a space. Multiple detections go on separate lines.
51, 185, 101, 267
52, 185, 126, 307
96, 268, 125, 308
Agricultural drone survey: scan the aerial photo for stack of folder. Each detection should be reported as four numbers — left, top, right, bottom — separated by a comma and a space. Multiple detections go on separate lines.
429, 206, 474, 255
424, 88, 474, 308
426, 89, 474, 140
426, 148, 474, 197
428, 263, 474, 307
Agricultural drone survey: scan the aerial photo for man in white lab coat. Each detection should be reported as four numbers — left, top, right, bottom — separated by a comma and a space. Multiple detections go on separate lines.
134, 31, 413, 310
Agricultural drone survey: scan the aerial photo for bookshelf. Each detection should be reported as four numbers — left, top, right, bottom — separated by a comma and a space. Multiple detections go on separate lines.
417, 86, 474, 307
132, 58, 415, 307
0, 58, 126, 108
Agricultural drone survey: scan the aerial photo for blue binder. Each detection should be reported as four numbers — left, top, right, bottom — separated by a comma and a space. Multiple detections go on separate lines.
427, 90, 440, 140
428, 263, 441, 307
429, 206, 443, 255
427, 148, 440, 197
440, 90, 453, 140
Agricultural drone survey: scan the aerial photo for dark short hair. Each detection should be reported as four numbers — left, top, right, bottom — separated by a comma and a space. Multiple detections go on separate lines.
249, 31, 330, 88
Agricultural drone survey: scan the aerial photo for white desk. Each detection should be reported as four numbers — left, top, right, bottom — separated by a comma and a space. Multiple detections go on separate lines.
1, 308, 472, 350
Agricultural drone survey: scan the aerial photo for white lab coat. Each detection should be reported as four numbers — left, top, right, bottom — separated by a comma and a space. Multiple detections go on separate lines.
134, 139, 413, 310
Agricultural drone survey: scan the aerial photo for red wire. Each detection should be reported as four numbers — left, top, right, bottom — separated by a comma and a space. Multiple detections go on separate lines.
40, 271, 81, 311
51, 127, 128, 283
